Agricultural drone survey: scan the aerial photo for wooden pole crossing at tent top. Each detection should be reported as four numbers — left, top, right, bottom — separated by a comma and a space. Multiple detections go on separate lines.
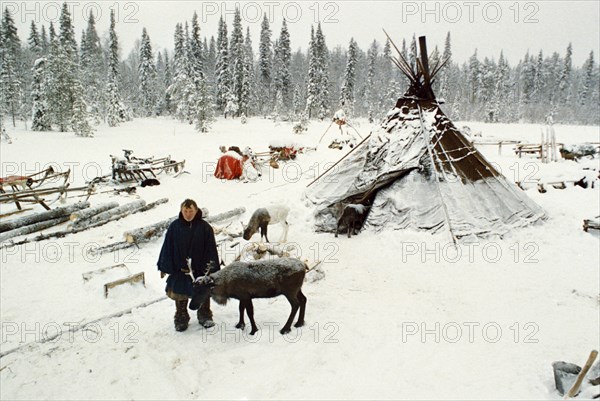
419, 36, 431, 88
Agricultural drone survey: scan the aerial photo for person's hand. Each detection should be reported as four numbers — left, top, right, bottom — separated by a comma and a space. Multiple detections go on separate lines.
160, 272, 166, 279
181, 266, 190, 273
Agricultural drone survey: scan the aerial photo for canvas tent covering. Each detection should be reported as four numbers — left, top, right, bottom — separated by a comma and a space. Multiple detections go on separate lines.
304, 36, 546, 240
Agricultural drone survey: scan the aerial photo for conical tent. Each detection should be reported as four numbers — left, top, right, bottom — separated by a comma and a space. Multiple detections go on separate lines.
304, 36, 546, 240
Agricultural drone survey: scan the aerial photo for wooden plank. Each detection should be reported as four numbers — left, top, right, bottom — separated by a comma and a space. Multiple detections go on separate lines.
104, 272, 145, 298
82, 263, 128, 282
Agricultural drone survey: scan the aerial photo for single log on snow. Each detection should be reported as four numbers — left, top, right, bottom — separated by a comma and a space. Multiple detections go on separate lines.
88, 241, 138, 256
0, 216, 71, 243
122, 219, 170, 244
71, 198, 170, 231
90, 207, 243, 256
72, 199, 147, 228
205, 207, 245, 224
0, 202, 89, 233
134, 197, 169, 213
122, 207, 209, 244
69, 201, 119, 222
124, 207, 244, 244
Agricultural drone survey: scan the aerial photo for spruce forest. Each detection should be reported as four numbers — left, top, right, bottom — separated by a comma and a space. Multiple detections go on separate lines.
1, 3, 598, 137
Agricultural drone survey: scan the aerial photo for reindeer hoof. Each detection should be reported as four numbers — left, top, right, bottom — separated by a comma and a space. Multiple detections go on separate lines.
294, 321, 304, 328
249, 328, 259, 335
280, 327, 291, 335
235, 322, 245, 330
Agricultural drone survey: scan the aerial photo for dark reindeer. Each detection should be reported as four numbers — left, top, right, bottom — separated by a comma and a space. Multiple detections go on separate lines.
335, 204, 369, 238
189, 258, 307, 335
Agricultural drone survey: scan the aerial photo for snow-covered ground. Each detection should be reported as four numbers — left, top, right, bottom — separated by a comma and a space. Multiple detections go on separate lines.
0, 116, 599, 400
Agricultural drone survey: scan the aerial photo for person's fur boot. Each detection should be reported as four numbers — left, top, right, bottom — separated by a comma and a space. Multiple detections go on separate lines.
174, 300, 190, 331
197, 299, 215, 328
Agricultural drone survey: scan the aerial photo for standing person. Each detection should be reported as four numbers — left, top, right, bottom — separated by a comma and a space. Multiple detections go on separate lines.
157, 199, 220, 332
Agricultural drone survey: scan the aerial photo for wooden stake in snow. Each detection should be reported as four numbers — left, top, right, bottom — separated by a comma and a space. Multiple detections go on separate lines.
0, 202, 89, 233
564, 350, 598, 399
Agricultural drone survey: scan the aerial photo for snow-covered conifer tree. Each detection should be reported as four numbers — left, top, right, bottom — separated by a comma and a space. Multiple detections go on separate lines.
170, 23, 194, 123
106, 10, 126, 127
278, 19, 292, 111
557, 43, 573, 104
138, 27, 157, 116
193, 76, 214, 132
491, 52, 511, 122
46, 7, 79, 131
579, 51, 596, 105
190, 12, 204, 79
40, 25, 49, 55
80, 10, 105, 123
224, 89, 238, 118
31, 57, 51, 131
314, 23, 329, 119
243, 27, 255, 116
71, 82, 94, 136
0, 8, 22, 127
215, 16, 231, 113
258, 14, 272, 115
340, 38, 358, 111
28, 21, 42, 58
229, 8, 246, 117
305, 23, 329, 119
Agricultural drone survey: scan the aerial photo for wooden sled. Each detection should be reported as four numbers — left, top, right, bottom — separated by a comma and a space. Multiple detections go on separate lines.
0, 168, 71, 210
110, 150, 186, 183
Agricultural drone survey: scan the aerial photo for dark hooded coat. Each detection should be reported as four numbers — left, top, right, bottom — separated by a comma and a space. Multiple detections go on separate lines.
157, 209, 220, 299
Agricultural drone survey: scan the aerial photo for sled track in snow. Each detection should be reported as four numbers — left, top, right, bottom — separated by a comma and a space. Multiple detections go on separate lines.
0, 296, 168, 359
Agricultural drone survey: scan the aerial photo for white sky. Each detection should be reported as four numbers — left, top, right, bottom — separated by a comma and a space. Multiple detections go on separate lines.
4, 0, 600, 65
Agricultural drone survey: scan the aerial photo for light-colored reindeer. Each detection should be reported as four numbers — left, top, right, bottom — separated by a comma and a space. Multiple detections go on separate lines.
242, 205, 290, 243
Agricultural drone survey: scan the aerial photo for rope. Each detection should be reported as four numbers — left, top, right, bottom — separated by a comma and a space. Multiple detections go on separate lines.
416, 103, 457, 247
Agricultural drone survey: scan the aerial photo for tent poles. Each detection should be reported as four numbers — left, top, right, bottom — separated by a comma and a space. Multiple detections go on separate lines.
307, 134, 372, 188
345, 121, 364, 139
316, 120, 335, 148
416, 103, 458, 247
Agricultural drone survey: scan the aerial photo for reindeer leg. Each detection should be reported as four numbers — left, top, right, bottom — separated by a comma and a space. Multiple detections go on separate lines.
235, 300, 246, 330
246, 300, 259, 335
294, 290, 307, 328
261, 223, 269, 243
281, 220, 289, 243
348, 221, 352, 238
281, 293, 300, 335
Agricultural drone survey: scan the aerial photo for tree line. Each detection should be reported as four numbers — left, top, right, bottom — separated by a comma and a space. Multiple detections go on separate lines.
1, 3, 598, 136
